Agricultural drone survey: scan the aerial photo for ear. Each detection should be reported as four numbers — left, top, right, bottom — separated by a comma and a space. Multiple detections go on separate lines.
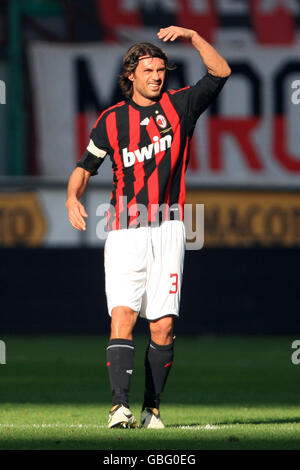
128, 72, 134, 82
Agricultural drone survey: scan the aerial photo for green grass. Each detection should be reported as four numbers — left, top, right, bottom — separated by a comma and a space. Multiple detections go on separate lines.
0, 335, 300, 450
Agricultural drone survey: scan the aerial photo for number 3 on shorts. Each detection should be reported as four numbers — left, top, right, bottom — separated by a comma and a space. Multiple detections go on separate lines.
169, 273, 178, 294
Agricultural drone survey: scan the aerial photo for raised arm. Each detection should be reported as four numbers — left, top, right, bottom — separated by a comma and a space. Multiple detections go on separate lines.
65, 167, 90, 231
157, 26, 231, 78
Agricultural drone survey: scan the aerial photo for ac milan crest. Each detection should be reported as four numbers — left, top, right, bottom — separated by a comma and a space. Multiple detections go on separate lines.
155, 114, 167, 129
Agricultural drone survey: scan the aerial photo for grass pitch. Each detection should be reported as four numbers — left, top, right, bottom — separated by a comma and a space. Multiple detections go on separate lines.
0, 335, 300, 450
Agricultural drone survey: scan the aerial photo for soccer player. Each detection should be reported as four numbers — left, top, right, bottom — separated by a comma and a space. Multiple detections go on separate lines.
66, 25, 230, 429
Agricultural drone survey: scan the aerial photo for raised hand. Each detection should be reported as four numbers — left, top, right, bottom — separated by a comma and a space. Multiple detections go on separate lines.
157, 26, 195, 43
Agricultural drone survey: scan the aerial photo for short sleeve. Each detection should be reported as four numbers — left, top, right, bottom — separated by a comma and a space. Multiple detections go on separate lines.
168, 72, 229, 131
188, 73, 228, 122
76, 114, 112, 176
89, 115, 111, 154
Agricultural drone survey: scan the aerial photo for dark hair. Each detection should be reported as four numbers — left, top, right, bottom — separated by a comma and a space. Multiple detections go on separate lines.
119, 42, 176, 99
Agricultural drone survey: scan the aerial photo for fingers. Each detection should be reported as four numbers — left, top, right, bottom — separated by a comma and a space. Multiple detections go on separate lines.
72, 218, 86, 231
157, 27, 175, 42
170, 33, 178, 42
68, 202, 88, 231
163, 32, 175, 42
157, 26, 194, 42
79, 204, 88, 218
69, 213, 86, 231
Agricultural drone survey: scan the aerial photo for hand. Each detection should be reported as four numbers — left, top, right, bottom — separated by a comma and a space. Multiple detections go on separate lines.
157, 26, 196, 43
65, 198, 88, 231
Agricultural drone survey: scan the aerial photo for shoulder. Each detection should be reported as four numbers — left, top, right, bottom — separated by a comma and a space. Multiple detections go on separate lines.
165, 73, 228, 99
167, 86, 191, 96
195, 73, 229, 89
93, 100, 127, 128
162, 87, 192, 113
164, 87, 191, 105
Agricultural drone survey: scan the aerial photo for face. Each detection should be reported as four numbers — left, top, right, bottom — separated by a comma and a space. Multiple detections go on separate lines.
128, 56, 166, 105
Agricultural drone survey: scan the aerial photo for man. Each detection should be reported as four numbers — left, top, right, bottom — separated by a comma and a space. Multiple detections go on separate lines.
66, 25, 231, 429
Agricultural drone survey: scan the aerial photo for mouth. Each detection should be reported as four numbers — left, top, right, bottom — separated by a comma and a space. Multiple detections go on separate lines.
148, 83, 161, 91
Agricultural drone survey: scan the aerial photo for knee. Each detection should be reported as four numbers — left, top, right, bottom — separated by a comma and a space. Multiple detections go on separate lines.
110, 306, 138, 340
150, 316, 174, 345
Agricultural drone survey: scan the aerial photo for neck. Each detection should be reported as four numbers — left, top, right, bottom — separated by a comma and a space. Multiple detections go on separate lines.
131, 93, 159, 107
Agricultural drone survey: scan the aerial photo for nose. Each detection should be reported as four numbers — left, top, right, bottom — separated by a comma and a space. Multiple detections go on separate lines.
152, 71, 160, 81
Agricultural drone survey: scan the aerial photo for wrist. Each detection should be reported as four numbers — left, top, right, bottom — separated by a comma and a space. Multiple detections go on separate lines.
190, 30, 198, 41
65, 196, 79, 206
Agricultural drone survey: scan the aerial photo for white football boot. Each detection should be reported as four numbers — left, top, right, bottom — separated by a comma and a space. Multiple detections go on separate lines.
140, 407, 165, 429
108, 404, 138, 429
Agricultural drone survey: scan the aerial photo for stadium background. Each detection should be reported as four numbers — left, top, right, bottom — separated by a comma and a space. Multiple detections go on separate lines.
0, 0, 300, 336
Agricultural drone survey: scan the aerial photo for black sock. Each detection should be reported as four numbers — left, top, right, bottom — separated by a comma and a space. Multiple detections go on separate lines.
106, 338, 134, 409
142, 339, 174, 410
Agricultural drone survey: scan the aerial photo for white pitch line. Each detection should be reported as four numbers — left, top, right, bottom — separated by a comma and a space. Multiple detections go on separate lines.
0, 423, 232, 430
178, 424, 233, 430
0, 424, 106, 429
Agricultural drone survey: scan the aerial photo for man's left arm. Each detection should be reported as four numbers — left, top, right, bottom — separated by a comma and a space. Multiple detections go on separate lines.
157, 26, 231, 78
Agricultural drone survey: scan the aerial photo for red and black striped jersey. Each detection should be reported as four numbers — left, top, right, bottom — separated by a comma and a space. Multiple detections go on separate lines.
77, 72, 228, 230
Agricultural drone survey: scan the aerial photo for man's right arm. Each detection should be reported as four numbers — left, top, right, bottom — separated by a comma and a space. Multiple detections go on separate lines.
65, 167, 90, 231
66, 112, 111, 231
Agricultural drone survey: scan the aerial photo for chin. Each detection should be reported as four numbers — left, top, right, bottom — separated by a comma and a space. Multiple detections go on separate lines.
147, 90, 161, 100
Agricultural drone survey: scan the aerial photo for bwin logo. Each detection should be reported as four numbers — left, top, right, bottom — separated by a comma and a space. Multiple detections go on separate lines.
0, 80, 6, 104
122, 135, 172, 168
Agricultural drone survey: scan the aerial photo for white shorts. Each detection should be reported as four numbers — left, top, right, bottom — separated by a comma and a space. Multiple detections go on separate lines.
104, 220, 186, 321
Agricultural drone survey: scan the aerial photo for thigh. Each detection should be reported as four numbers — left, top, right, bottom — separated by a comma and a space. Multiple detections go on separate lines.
140, 221, 186, 320
105, 227, 148, 316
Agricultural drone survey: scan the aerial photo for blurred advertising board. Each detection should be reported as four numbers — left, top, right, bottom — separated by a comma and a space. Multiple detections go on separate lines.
0, 62, 8, 175
186, 189, 300, 247
0, 193, 46, 246
1, 186, 300, 248
29, 43, 300, 188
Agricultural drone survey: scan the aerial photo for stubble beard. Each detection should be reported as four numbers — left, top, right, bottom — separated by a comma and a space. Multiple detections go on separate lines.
142, 84, 162, 101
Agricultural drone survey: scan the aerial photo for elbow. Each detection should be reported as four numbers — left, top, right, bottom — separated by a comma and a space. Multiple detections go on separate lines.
209, 62, 231, 79
219, 62, 231, 78
222, 59, 231, 77
223, 64, 231, 77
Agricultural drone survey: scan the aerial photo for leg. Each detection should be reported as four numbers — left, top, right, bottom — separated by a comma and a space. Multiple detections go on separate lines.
110, 305, 139, 340
141, 315, 175, 427
107, 306, 139, 428
104, 228, 147, 428
140, 222, 185, 428
149, 314, 174, 345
